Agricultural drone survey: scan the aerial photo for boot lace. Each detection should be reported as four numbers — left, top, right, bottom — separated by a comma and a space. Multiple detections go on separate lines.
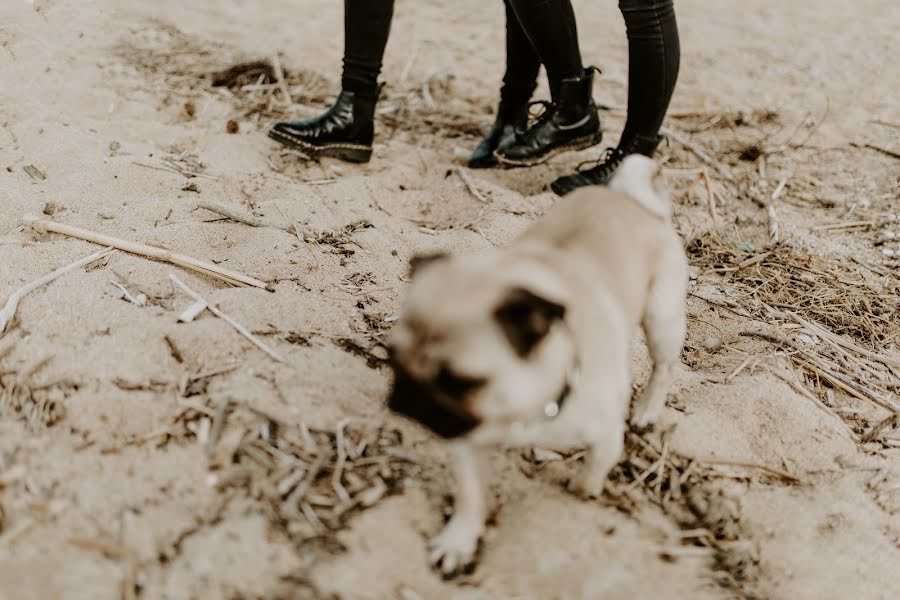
510, 99, 555, 141
575, 147, 623, 177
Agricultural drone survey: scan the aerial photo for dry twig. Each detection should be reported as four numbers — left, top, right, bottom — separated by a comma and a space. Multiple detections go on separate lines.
24, 215, 270, 290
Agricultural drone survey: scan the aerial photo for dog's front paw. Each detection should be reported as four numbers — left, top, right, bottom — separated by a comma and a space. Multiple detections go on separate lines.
567, 470, 606, 500
628, 410, 657, 434
428, 517, 482, 578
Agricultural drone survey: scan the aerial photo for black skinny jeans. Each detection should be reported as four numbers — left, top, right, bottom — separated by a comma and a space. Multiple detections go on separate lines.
340, 0, 679, 146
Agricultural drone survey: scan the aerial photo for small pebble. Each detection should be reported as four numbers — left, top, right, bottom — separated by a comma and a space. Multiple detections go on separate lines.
702, 336, 723, 352
41, 201, 57, 215
226, 120, 239, 134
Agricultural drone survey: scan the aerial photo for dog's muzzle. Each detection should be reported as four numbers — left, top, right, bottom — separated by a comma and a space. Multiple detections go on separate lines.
386, 366, 480, 439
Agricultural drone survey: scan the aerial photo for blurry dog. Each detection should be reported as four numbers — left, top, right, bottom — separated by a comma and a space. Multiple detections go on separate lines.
387, 155, 687, 576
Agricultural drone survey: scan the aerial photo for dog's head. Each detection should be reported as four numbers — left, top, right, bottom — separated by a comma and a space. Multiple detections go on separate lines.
386, 252, 575, 439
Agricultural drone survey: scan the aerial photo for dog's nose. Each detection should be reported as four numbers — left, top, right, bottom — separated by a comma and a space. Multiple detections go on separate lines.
387, 370, 480, 439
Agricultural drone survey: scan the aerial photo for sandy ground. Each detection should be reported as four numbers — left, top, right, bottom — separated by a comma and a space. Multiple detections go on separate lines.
1, 1, 899, 599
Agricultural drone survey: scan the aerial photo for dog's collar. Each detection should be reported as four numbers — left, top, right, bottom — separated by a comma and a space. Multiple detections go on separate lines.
543, 357, 580, 420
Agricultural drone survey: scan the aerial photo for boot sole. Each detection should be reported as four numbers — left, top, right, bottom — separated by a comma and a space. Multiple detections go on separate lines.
493, 131, 603, 168
268, 129, 373, 163
550, 174, 590, 197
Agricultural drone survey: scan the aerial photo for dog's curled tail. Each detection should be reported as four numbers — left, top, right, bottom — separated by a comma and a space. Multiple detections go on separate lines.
608, 154, 672, 220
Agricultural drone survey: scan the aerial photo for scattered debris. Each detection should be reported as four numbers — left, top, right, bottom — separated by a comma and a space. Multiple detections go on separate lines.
0, 355, 73, 429
601, 430, 760, 588
333, 337, 388, 370
314, 220, 374, 257
688, 232, 900, 349
201, 406, 416, 549
211, 60, 276, 90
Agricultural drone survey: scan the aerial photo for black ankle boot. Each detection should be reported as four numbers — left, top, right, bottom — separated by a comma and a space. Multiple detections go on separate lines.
269, 90, 376, 163
493, 68, 602, 168
550, 133, 663, 196
468, 103, 529, 169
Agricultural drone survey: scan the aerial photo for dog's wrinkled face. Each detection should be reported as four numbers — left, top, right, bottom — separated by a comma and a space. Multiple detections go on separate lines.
387, 252, 573, 439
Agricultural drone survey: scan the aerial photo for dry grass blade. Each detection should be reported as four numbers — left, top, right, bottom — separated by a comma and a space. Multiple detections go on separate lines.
1, 247, 114, 335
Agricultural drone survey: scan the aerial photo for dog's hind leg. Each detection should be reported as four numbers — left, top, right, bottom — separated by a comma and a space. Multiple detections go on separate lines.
631, 247, 687, 429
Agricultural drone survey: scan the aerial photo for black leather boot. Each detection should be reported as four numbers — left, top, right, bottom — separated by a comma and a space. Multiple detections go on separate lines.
468, 103, 529, 169
269, 90, 376, 163
550, 133, 663, 196
493, 68, 602, 167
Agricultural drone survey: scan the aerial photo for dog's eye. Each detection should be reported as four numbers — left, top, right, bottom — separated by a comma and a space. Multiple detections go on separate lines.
434, 366, 485, 398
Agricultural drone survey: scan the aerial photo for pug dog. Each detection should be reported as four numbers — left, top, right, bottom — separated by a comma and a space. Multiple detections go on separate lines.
387, 155, 687, 576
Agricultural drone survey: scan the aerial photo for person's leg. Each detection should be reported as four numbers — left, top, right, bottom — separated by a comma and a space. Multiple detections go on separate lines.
506, 0, 583, 85
494, 0, 602, 167
269, 0, 394, 163
551, 0, 680, 195
469, 0, 541, 168
341, 0, 395, 100
619, 0, 680, 148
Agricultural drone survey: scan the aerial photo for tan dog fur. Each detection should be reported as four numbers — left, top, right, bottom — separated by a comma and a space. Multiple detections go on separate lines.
387, 156, 688, 575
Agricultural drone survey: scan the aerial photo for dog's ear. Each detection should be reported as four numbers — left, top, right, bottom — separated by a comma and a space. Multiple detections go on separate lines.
494, 287, 566, 358
409, 252, 448, 277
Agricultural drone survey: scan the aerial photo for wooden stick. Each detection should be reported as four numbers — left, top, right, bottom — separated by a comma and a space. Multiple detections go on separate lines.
24, 215, 271, 291
1, 247, 114, 335
196, 201, 263, 227
169, 274, 284, 362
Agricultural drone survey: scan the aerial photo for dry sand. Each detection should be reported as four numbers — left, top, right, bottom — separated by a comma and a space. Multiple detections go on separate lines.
1, 1, 899, 599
